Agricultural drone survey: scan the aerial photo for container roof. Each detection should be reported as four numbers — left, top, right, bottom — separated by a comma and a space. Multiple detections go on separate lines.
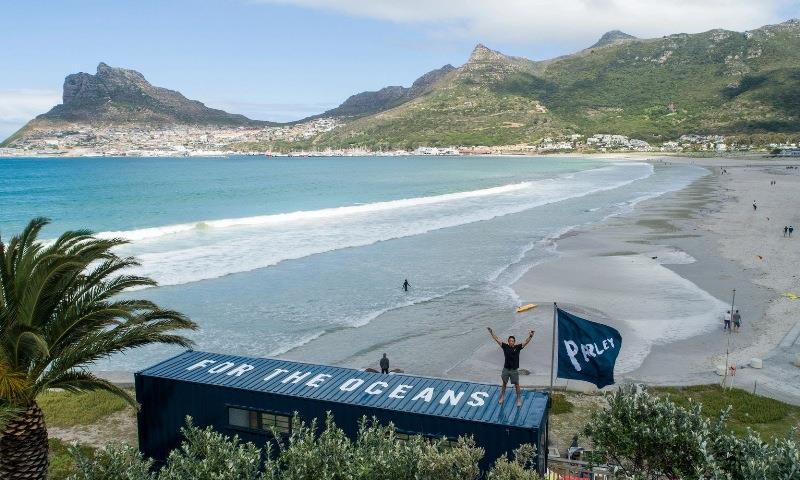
138, 350, 549, 429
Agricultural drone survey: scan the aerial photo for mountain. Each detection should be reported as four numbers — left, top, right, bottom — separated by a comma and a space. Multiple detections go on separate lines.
6, 19, 800, 151
49, 62, 269, 126
589, 30, 637, 49
309, 64, 456, 119
313, 19, 800, 149
3, 62, 271, 145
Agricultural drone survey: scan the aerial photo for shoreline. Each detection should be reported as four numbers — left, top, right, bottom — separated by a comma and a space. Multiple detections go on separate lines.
471, 156, 800, 403
93, 155, 800, 405
0, 151, 781, 160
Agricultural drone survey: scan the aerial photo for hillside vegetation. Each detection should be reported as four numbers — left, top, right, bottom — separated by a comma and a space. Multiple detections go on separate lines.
5, 20, 800, 151
316, 20, 800, 149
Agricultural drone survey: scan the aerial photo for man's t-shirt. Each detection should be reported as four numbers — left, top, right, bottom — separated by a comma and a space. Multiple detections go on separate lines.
501, 343, 524, 370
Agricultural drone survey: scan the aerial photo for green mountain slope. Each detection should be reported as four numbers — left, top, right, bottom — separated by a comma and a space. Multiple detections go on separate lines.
315, 20, 800, 149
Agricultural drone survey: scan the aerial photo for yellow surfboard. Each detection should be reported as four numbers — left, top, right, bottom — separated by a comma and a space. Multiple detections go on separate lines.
516, 303, 538, 313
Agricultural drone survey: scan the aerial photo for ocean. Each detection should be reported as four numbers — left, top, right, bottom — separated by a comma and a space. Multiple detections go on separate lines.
0, 155, 709, 374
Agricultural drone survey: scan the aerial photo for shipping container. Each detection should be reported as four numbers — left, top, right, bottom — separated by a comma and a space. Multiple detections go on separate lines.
136, 350, 550, 474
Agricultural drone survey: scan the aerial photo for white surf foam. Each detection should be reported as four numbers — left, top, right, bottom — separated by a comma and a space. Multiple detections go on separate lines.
112, 163, 655, 287
96, 181, 534, 242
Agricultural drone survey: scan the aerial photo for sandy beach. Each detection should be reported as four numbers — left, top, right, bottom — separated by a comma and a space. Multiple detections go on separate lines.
450, 155, 800, 404
91, 154, 800, 406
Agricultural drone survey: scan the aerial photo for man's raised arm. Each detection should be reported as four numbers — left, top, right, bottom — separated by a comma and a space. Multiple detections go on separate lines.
522, 330, 535, 348
487, 327, 502, 346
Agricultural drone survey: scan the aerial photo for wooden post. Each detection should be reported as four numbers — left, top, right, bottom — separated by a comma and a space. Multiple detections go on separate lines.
550, 302, 558, 393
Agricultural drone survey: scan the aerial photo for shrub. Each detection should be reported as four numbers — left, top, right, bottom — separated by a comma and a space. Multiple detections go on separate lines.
275, 415, 353, 480
586, 386, 800, 480
486, 444, 541, 480
349, 418, 428, 480
157, 418, 262, 480
584, 385, 726, 478
415, 436, 482, 480
69, 443, 154, 480
71, 415, 492, 479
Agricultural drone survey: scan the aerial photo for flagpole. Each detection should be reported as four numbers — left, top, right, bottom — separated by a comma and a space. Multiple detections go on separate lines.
549, 302, 557, 393
722, 288, 736, 389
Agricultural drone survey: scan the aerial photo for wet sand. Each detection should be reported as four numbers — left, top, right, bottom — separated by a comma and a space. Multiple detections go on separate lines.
100, 155, 800, 405
451, 155, 800, 404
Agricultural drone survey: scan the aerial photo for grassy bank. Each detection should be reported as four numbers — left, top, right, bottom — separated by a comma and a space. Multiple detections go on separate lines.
38, 390, 129, 428
39, 390, 134, 479
654, 384, 800, 438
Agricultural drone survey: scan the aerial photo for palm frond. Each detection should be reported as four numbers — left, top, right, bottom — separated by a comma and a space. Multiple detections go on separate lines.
0, 217, 197, 408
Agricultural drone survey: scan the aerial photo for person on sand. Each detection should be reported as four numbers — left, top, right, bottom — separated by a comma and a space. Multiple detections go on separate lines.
723, 310, 731, 331
790, 226, 795, 237
402, 279, 411, 292
785, 226, 789, 237
732, 310, 742, 333
753, 201, 757, 211
380, 353, 390, 374
487, 327, 535, 407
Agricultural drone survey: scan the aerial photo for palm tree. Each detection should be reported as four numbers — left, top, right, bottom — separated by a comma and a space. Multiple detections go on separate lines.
0, 218, 197, 479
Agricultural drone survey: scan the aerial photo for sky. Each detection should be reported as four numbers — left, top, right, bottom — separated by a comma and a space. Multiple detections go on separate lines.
1, 0, 798, 140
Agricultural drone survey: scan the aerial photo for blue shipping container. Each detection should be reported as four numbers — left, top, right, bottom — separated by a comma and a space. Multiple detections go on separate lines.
136, 350, 550, 474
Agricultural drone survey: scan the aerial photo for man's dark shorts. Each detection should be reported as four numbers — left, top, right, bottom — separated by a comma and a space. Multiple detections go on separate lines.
501, 368, 519, 385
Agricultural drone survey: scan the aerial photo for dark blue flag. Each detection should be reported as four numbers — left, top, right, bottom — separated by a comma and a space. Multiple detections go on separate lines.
556, 307, 622, 388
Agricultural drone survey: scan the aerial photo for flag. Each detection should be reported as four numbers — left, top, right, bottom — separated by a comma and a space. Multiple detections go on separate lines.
556, 307, 622, 388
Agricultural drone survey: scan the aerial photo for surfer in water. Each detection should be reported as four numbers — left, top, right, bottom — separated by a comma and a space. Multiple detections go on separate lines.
487, 327, 535, 407
402, 279, 411, 292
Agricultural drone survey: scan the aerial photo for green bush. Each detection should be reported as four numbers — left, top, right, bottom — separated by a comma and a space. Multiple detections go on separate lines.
158, 418, 262, 480
585, 386, 800, 479
276, 414, 484, 480
69, 443, 153, 480
274, 415, 352, 480
69, 415, 521, 479
487, 444, 541, 480
67, 389, 800, 479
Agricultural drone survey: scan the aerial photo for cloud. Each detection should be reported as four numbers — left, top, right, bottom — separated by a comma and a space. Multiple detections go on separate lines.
0, 89, 60, 142
256, 0, 793, 48
0, 89, 60, 122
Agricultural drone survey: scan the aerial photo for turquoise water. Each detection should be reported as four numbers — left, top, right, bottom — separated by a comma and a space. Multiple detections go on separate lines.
0, 156, 707, 373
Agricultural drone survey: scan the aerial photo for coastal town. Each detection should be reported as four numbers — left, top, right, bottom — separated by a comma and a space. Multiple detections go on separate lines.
2, 120, 799, 157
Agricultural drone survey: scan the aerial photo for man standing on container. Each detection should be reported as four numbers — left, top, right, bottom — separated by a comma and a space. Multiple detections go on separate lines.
380, 353, 390, 374
487, 327, 535, 407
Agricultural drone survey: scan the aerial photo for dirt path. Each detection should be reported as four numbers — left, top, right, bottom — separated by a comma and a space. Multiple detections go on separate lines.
48, 408, 138, 449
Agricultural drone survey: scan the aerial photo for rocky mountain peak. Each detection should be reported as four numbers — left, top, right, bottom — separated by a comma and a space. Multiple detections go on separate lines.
590, 30, 637, 49
410, 64, 456, 92
313, 64, 455, 120
44, 62, 267, 126
467, 44, 509, 64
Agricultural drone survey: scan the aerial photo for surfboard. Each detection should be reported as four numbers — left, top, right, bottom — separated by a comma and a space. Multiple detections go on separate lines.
516, 304, 538, 313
